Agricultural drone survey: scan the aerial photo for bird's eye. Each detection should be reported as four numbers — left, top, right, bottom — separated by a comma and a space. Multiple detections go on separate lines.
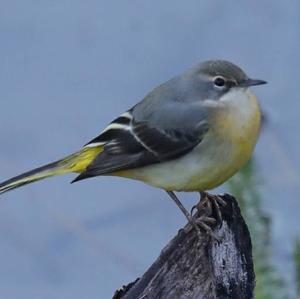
213, 76, 226, 88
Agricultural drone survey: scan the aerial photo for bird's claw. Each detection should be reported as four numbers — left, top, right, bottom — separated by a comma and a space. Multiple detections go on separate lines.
191, 192, 227, 230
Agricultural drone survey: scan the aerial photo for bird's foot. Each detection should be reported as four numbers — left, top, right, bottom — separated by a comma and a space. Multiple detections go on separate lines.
182, 214, 218, 240
166, 191, 225, 240
191, 192, 227, 229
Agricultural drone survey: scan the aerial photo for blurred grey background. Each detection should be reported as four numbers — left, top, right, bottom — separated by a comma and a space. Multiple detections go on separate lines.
0, 1, 299, 298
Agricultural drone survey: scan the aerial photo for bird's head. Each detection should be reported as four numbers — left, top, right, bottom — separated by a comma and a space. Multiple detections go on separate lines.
192, 60, 267, 100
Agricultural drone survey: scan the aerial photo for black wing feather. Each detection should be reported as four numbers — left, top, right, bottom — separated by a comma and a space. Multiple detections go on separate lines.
132, 121, 203, 160
72, 113, 208, 182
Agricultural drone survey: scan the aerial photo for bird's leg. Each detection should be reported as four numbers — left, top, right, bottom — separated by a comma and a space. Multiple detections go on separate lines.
166, 191, 202, 236
192, 191, 227, 225
166, 191, 217, 238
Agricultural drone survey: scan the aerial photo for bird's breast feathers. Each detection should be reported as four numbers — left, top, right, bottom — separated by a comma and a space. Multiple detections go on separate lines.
215, 88, 261, 144
122, 88, 261, 191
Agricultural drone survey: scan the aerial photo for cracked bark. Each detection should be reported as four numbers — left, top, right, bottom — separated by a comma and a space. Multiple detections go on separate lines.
113, 194, 254, 299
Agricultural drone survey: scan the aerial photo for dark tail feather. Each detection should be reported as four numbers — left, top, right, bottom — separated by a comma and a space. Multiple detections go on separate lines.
0, 146, 104, 195
0, 159, 68, 194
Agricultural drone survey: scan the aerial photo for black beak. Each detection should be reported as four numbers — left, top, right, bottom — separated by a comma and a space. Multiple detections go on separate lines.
240, 78, 267, 87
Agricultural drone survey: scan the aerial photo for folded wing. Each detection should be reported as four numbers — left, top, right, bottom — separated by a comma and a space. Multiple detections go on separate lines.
73, 100, 210, 182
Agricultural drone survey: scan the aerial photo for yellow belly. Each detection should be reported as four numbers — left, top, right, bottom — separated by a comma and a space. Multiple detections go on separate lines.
116, 89, 261, 191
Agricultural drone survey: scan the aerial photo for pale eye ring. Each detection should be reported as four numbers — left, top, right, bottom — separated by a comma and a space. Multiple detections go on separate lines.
213, 76, 226, 88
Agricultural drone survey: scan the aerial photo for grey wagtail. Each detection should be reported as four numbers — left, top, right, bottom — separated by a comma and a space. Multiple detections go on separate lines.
0, 60, 266, 232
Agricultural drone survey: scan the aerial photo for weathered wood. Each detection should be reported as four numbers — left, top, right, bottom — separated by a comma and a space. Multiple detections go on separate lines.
113, 194, 254, 299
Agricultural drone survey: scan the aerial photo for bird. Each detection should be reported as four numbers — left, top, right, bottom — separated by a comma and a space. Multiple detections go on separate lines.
0, 60, 266, 233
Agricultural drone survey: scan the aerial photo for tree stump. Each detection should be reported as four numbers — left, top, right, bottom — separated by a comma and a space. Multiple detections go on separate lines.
113, 194, 254, 299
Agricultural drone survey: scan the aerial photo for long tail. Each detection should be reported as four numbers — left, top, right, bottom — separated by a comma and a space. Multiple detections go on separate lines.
0, 146, 103, 194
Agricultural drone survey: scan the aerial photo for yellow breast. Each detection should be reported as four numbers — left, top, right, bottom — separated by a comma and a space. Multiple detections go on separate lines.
209, 88, 261, 184
216, 89, 260, 144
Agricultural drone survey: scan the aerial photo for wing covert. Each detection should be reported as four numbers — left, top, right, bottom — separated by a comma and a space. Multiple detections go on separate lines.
73, 104, 209, 181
